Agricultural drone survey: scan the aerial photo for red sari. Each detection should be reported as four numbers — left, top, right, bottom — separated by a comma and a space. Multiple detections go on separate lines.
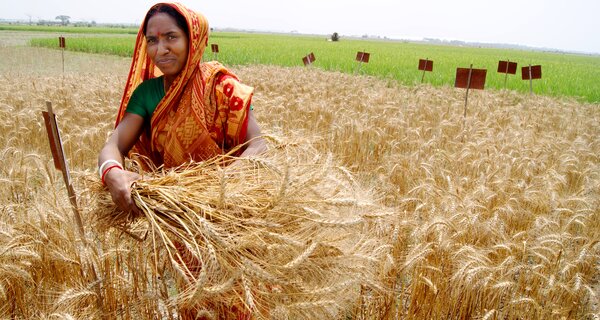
116, 2, 253, 169
116, 3, 254, 319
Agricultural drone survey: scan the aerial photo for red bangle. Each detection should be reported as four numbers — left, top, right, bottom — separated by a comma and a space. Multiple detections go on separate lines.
101, 164, 122, 186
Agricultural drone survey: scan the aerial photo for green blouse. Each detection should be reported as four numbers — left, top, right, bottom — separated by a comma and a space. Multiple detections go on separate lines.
125, 75, 254, 121
125, 76, 165, 119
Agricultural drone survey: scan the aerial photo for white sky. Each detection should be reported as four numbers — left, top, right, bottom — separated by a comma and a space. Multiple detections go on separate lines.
1, 0, 599, 54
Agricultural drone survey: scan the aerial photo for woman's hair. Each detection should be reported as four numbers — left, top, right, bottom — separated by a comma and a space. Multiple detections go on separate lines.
142, 4, 189, 37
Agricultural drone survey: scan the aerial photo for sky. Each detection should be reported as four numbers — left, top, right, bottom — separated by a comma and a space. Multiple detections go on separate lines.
1, 0, 599, 54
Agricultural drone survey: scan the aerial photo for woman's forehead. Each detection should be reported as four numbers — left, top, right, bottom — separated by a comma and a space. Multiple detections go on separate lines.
146, 13, 184, 34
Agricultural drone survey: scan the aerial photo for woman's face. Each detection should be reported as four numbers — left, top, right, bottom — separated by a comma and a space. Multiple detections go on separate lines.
145, 12, 189, 79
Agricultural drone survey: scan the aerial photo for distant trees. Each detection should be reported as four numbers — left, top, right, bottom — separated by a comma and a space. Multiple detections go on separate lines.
331, 32, 340, 42
55, 15, 70, 26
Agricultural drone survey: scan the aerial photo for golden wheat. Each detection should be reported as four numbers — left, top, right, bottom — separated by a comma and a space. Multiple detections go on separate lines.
0, 45, 598, 319
86, 139, 388, 318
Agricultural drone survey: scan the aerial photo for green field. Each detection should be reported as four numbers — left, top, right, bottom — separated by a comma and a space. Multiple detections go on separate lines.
21, 27, 600, 103
0, 24, 137, 34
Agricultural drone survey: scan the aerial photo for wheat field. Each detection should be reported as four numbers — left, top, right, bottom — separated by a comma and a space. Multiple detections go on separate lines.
0, 45, 598, 319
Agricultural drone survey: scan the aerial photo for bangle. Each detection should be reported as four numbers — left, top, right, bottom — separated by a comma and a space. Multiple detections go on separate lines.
98, 159, 122, 177
101, 165, 122, 186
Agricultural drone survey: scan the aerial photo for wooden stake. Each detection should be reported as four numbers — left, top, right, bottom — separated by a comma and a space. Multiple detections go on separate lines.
43, 101, 105, 317
44, 101, 86, 240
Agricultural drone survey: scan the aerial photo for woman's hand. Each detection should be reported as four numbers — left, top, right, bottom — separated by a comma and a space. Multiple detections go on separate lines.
104, 168, 142, 215
98, 113, 145, 214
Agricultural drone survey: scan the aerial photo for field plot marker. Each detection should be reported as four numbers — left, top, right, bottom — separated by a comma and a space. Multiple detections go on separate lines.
58, 36, 66, 74
355, 51, 370, 74
522, 64, 542, 95
497, 60, 517, 89
302, 52, 316, 67
42, 101, 105, 314
211, 44, 219, 61
42, 101, 83, 238
455, 64, 487, 119
418, 58, 433, 83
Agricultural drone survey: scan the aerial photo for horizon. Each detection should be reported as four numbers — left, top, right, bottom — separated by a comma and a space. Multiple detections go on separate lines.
1, 0, 599, 55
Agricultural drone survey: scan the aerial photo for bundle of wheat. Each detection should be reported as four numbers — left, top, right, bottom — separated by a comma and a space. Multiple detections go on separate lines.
92, 136, 392, 319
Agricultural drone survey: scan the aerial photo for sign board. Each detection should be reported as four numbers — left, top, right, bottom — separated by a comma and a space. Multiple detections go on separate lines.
58, 36, 66, 48
418, 59, 433, 71
455, 65, 487, 119
522, 65, 542, 80
355, 51, 370, 63
455, 67, 487, 90
302, 52, 316, 66
498, 60, 517, 74
211, 44, 219, 53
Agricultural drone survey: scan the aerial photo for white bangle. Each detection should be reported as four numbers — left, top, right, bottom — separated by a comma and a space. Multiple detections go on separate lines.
98, 159, 123, 177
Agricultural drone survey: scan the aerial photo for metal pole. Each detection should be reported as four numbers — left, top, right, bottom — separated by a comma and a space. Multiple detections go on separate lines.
528, 63, 533, 95
61, 48, 65, 74
356, 50, 366, 74
421, 58, 428, 83
504, 59, 509, 89
464, 64, 473, 119
358, 52, 364, 74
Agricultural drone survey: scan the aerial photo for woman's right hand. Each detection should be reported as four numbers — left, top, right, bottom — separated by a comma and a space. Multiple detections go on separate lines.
104, 168, 142, 215
98, 113, 145, 215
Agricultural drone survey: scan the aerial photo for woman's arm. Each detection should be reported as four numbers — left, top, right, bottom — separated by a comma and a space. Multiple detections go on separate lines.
239, 109, 267, 157
98, 113, 145, 214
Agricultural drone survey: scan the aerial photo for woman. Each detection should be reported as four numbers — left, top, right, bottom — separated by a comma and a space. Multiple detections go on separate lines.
98, 2, 266, 215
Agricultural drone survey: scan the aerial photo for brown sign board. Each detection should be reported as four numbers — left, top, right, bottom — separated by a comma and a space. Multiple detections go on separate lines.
418, 59, 433, 71
211, 44, 219, 53
355, 52, 370, 63
522, 65, 542, 80
58, 36, 66, 48
302, 52, 316, 66
302, 56, 309, 66
497, 60, 517, 74
455, 67, 487, 90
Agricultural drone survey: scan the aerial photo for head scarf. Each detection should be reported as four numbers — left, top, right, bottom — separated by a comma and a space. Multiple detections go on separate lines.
116, 2, 252, 168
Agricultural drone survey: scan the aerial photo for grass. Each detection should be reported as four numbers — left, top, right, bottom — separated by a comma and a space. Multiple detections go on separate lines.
31, 36, 135, 57
21, 29, 600, 103
0, 24, 137, 34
